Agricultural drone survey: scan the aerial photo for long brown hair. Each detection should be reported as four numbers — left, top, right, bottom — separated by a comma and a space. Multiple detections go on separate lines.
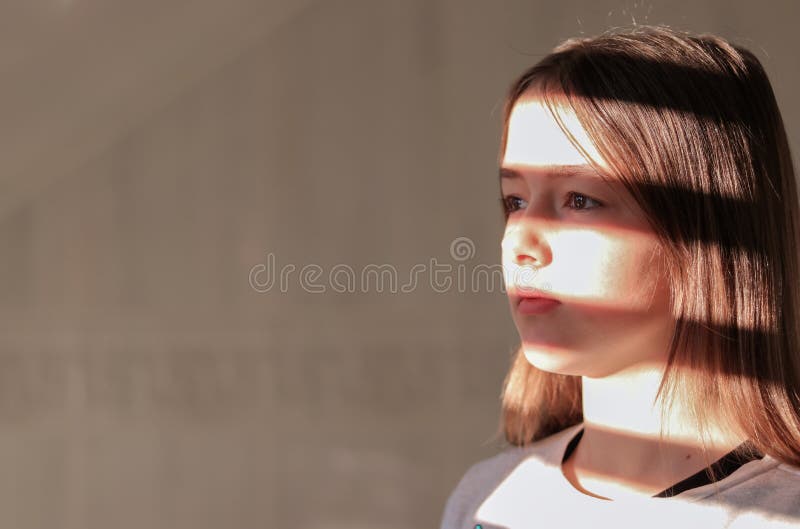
494, 25, 800, 467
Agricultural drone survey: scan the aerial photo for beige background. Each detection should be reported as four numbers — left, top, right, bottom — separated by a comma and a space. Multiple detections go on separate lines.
0, 1, 797, 528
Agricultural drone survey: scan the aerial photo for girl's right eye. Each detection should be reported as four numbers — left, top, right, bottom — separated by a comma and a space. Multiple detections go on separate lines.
501, 195, 527, 215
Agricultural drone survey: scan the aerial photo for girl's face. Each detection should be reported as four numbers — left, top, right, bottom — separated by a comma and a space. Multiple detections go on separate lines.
500, 95, 675, 378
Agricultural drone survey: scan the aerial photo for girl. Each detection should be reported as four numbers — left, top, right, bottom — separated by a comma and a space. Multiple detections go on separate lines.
440, 25, 800, 528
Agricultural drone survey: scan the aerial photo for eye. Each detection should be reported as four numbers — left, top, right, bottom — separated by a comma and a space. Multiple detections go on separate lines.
564, 191, 603, 211
500, 192, 604, 218
500, 195, 527, 216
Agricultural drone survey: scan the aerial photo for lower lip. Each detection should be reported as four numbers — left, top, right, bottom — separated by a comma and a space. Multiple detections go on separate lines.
517, 297, 561, 315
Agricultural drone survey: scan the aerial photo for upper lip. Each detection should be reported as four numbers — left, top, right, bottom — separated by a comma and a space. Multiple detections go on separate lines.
514, 289, 560, 305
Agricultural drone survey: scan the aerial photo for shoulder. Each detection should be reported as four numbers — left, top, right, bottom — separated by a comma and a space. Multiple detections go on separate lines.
438, 448, 530, 529
664, 456, 800, 527
624, 451, 800, 526
714, 458, 800, 518
438, 424, 581, 529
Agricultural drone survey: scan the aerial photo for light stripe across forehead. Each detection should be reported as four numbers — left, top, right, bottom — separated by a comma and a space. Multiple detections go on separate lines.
503, 98, 607, 171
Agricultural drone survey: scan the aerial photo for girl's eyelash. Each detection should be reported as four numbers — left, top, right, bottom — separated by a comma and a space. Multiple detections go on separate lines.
500, 192, 604, 216
563, 191, 604, 211
499, 196, 523, 215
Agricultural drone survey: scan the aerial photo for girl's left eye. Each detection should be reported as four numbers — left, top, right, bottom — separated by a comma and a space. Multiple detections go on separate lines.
564, 192, 603, 211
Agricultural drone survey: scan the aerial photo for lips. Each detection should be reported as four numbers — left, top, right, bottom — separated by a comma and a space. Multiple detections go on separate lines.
514, 291, 561, 315
510, 284, 559, 302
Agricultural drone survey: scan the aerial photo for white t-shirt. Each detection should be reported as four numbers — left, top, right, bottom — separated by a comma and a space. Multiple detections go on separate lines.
440, 422, 800, 529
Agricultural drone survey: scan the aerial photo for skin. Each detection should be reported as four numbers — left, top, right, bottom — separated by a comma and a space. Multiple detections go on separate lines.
500, 93, 749, 500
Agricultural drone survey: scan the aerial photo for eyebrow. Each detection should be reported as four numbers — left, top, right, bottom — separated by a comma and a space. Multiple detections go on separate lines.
499, 165, 601, 180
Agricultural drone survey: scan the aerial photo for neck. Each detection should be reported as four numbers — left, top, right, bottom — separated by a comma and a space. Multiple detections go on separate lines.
567, 362, 747, 499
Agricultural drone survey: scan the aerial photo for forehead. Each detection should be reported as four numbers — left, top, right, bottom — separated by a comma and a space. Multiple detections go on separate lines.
503, 96, 608, 172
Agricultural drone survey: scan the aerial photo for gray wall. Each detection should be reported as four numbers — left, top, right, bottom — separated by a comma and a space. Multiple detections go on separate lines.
0, 0, 797, 528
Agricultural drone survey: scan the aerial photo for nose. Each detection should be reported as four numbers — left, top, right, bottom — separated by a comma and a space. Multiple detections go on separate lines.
502, 214, 553, 268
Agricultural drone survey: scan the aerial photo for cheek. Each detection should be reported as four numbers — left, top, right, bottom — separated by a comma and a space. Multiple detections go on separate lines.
547, 230, 667, 311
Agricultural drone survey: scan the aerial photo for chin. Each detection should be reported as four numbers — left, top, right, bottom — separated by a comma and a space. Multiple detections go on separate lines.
522, 345, 576, 374
522, 344, 608, 378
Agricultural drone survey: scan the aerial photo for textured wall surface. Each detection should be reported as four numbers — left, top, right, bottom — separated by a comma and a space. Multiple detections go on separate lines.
0, 0, 797, 528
